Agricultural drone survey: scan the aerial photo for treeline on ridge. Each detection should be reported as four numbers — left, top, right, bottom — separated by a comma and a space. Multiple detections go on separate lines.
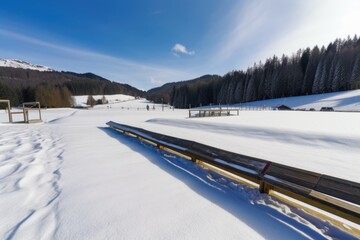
0, 68, 145, 107
147, 36, 360, 108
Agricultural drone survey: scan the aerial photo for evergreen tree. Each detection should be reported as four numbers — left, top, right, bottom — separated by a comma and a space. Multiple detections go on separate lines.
327, 56, 337, 92
332, 60, 344, 91
350, 53, 360, 89
312, 59, 323, 94
318, 59, 329, 93
302, 46, 320, 95
245, 74, 257, 102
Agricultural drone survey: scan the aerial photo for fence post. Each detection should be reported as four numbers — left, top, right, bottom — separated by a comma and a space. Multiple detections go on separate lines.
259, 181, 272, 194
38, 102, 42, 121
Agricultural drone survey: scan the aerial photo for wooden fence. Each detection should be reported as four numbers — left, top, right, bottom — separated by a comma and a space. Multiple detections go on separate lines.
106, 121, 360, 237
188, 106, 276, 118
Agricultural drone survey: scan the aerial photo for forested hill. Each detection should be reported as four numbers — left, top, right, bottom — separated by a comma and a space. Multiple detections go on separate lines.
147, 36, 360, 108
0, 67, 145, 107
147, 74, 222, 105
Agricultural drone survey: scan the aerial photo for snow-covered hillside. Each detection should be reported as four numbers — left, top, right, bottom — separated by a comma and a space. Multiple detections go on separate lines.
0, 59, 54, 71
0, 90, 359, 239
234, 89, 360, 111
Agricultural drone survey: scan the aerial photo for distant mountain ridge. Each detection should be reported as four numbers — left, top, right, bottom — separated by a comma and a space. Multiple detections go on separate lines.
0, 59, 54, 72
147, 74, 221, 105
0, 61, 145, 107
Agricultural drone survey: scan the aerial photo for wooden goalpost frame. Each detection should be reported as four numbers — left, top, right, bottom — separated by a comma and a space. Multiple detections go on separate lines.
0, 100, 42, 123
0, 99, 12, 122
22, 102, 42, 123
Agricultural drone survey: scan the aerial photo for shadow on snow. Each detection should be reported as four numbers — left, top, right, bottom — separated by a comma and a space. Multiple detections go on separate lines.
145, 118, 360, 150
99, 127, 355, 240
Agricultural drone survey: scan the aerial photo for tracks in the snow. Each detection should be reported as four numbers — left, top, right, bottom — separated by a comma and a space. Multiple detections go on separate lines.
0, 126, 63, 239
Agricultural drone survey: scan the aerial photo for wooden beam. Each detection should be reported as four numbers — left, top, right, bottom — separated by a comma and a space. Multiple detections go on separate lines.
0, 99, 12, 122
106, 121, 360, 237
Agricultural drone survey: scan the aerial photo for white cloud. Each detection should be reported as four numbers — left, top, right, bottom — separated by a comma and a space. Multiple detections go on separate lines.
171, 43, 195, 56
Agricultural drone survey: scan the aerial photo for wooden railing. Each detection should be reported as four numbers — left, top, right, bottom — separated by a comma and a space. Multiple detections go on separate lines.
106, 121, 360, 236
189, 108, 240, 118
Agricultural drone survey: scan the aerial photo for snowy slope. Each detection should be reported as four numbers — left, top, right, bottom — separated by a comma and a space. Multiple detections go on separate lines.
0, 59, 54, 71
0, 91, 359, 239
234, 89, 360, 111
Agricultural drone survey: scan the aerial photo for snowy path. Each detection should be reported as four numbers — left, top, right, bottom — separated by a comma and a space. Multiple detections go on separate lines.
0, 124, 63, 239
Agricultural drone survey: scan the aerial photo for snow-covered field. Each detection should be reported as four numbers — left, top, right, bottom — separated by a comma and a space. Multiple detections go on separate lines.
73, 94, 135, 107
1, 92, 359, 239
234, 89, 360, 111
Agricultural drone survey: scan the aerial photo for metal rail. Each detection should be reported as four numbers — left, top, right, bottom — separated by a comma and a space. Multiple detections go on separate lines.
106, 121, 360, 236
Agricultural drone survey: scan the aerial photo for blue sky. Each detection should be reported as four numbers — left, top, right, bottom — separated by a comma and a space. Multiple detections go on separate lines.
1, 0, 359, 90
